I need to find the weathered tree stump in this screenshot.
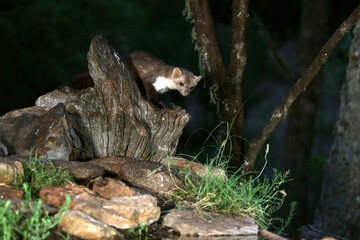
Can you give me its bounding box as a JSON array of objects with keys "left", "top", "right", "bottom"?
[{"left": 35, "top": 35, "right": 190, "bottom": 161}]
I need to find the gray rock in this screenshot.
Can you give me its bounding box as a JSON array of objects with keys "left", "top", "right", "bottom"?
[
  {"left": 0, "top": 185, "right": 24, "bottom": 199},
  {"left": 92, "top": 177, "right": 139, "bottom": 199},
  {"left": 39, "top": 184, "right": 98, "bottom": 208},
  {"left": 58, "top": 210, "right": 123, "bottom": 240},
  {"left": 6, "top": 199, "right": 58, "bottom": 215},
  {"left": 43, "top": 159, "right": 106, "bottom": 180},
  {"left": 0, "top": 105, "right": 81, "bottom": 160},
  {"left": 110, "top": 195, "right": 161, "bottom": 226},
  {"left": 87, "top": 157, "right": 131, "bottom": 176},
  {"left": 163, "top": 210, "right": 258, "bottom": 236},
  {"left": 35, "top": 88, "right": 84, "bottom": 108},
  {"left": 0, "top": 140, "right": 8, "bottom": 157},
  {"left": 161, "top": 157, "right": 227, "bottom": 179},
  {"left": 0, "top": 159, "right": 23, "bottom": 185},
  {"left": 89, "top": 156, "right": 183, "bottom": 197},
  {"left": 2, "top": 155, "right": 105, "bottom": 182},
  {"left": 70, "top": 194, "right": 160, "bottom": 229},
  {"left": 163, "top": 236, "right": 257, "bottom": 240},
  {"left": 120, "top": 158, "right": 183, "bottom": 196}
]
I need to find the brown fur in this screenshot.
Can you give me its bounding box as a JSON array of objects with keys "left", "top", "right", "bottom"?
[{"left": 64, "top": 51, "right": 201, "bottom": 103}]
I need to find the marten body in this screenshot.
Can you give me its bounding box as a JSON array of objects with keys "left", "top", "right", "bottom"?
[{"left": 64, "top": 51, "right": 201, "bottom": 104}]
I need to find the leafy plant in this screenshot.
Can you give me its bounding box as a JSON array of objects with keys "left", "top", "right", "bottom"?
[
  {"left": 275, "top": 201, "right": 297, "bottom": 234},
  {"left": 126, "top": 222, "right": 149, "bottom": 240},
  {"left": 0, "top": 200, "right": 23, "bottom": 240},
  {"left": 0, "top": 150, "right": 73, "bottom": 239},
  {"left": 0, "top": 184, "right": 71, "bottom": 240}
]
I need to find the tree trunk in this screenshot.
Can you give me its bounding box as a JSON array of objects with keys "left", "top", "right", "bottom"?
[
  {"left": 185, "top": 0, "right": 248, "bottom": 170},
  {"left": 244, "top": 5, "right": 360, "bottom": 172},
  {"left": 185, "top": 0, "right": 360, "bottom": 174},
  {"left": 36, "top": 35, "right": 190, "bottom": 161},
  {"left": 313, "top": 21, "right": 360, "bottom": 239},
  {"left": 283, "top": 0, "right": 329, "bottom": 225}
]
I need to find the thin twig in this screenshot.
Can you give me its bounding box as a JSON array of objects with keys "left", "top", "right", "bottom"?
[{"left": 259, "top": 229, "right": 288, "bottom": 240}]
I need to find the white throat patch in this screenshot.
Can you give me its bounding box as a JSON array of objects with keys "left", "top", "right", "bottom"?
[{"left": 153, "top": 76, "right": 177, "bottom": 93}]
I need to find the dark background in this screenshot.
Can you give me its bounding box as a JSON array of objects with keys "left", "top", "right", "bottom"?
[{"left": 0, "top": 0, "right": 358, "bottom": 232}]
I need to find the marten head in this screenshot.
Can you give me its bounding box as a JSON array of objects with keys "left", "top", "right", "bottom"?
[{"left": 171, "top": 67, "right": 202, "bottom": 96}]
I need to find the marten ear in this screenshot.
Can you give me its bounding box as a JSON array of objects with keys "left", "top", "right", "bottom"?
[
  {"left": 194, "top": 75, "right": 202, "bottom": 83},
  {"left": 172, "top": 67, "right": 182, "bottom": 78}
]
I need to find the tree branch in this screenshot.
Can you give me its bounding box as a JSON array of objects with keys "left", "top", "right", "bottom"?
[
  {"left": 244, "top": 4, "right": 360, "bottom": 170},
  {"left": 259, "top": 229, "right": 288, "bottom": 240},
  {"left": 228, "top": 0, "right": 249, "bottom": 81},
  {"left": 185, "top": 0, "right": 226, "bottom": 79}
]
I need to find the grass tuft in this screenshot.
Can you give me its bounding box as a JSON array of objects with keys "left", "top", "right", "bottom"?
[
  {"left": 0, "top": 185, "right": 71, "bottom": 240},
  {"left": 0, "top": 149, "right": 73, "bottom": 239},
  {"left": 18, "top": 149, "right": 74, "bottom": 198},
  {"left": 170, "top": 122, "right": 296, "bottom": 232},
  {"left": 171, "top": 164, "right": 293, "bottom": 230}
]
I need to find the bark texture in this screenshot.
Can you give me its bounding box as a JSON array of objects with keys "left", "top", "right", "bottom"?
[
  {"left": 185, "top": 0, "right": 248, "bottom": 170},
  {"left": 313, "top": 21, "right": 360, "bottom": 239},
  {"left": 283, "top": 0, "right": 329, "bottom": 225},
  {"left": 36, "top": 35, "right": 189, "bottom": 161},
  {"left": 185, "top": 1, "right": 360, "bottom": 173}
]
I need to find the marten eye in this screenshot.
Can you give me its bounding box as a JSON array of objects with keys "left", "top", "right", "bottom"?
[
  {"left": 190, "top": 86, "right": 194, "bottom": 90},
  {"left": 179, "top": 82, "right": 184, "bottom": 86}
]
